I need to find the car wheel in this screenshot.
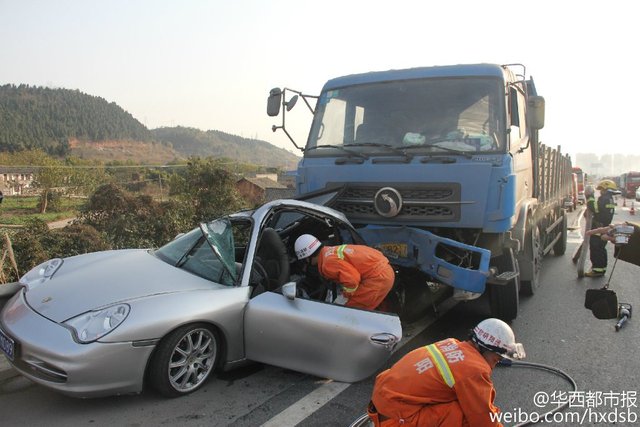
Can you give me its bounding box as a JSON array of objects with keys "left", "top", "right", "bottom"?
[{"left": 149, "top": 323, "right": 220, "bottom": 397}]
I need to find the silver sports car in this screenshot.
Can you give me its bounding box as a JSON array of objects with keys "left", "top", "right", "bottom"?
[{"left": 0, "top": 199, "right": 401, "bottom": 398}]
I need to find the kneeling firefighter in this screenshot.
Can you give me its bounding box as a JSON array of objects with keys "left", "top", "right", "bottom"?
[
  {"left": 294, "top": 234, "right": 394, "bottom": 311},
  {"left": 368, "top": 318, "right": 526, "bottom": 427}
]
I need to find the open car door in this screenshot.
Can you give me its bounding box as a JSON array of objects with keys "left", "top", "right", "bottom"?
[{"left": 244, "top": 283, "right": 402, "bottom": 382}]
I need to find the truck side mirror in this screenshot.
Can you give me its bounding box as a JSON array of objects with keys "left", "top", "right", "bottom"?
[
  {"left": 267, "top": 88, "right": 283, "bottom": 117},
  {"left": 286, "top": 95, "right": 298, "bottom": 111},
  {"left": 528, "top": 95, "right": 545, "bottom": 130}
]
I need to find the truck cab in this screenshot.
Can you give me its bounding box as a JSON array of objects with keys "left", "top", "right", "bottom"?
[{"left": 268, "top": 64, "right": 569, "bottom": 321}]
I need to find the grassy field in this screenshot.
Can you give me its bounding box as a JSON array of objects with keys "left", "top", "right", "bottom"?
[{"left": 0, "top": 195, "right": 84, "bottom": 226}]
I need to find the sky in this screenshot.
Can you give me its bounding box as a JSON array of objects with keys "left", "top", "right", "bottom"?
[{"left": 1, "top": 0, "right": 638, "bottom": 163}]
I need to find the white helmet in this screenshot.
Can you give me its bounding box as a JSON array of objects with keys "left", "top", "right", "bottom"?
[
  {"left": 471, "top": 318, "right": 526, "bottom": 360},
  {"left": 295, "top": 234, "right": 321, "bottom": 260}
]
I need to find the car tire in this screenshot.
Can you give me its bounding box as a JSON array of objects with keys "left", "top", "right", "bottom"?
[{"left": 149, "top": 323, "right": 220, "bottom": 397}]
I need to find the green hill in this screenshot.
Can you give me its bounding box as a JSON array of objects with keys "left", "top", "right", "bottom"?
[
  {"left": 0, "top": 84, "right": 151, "bottom": 155},
  {"left": 0, "top": 84, "right": 300, "bottom": 168},
  {"left": 152, "top": 127, "right": 300, "bottom": 169}
]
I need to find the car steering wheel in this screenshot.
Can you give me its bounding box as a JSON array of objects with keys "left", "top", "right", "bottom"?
[{"left": 250, "top": 259, "right": 270, "bottom": 292}]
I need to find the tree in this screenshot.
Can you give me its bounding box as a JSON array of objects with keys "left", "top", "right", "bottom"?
[
  {"left": 78, "top": 183, "right": 192, "bottom": 249},
  {"left": 169, "top": 157, "right": 248, "bottom": 223},
  {"left": 1, "top": 150, "right": 108, "bottom": 212},
  {"left": 8, "top": 150, "right": 68, "bottom": 213}
]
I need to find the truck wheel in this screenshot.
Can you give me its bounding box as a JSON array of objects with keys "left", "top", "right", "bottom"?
[
  {"left": 390, "top": 269, "right": 449, "bottom": 323},
  {"left": 489, "top": 249, "right": 519, "bottom": 321},
  {"left": 520, "top": 221, "right": 541, "bottom": 296},
  {"left": 553, "top": 213, "right": 568, "bottom": 256},
  {"left": 384, "top": 274, "right": 425, "bottom": 323}
]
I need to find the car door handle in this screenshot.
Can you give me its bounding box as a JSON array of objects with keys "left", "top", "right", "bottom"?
[{"left": 370, "top": 333, "right": 399, "bottom": 349}]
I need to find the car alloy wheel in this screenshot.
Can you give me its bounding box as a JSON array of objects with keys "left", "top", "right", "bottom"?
[{"left": 149, "top": 323, "right": 219, "bottom": 397}]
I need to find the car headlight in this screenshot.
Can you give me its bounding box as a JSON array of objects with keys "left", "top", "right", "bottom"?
[
  {"left": 64, "top": 304, "right": 130, "bottom": 343},
  {"left": 20, "top": 258, "right": 64, "bottom": 289}
]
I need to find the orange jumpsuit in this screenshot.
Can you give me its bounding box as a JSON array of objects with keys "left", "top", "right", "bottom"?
[
  {"left": 317, "top": 244, "right": 394, "bottom": 310},
  {"left": 370, "top": 339, "right": 503, "bottom": 427}
]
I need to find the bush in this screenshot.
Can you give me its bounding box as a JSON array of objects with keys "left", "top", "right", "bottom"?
[
  {"left": 4, "top": 219, "right": 110, "bottom": 282},
  {"left": 44, "top": 190, "right": 64, "bottom": 212},
  {"left": 78, "top": 183, "right": 192, "bottom": 249},
  {"left": 47, "top": 224, "right": 111, "bottom": 257}
]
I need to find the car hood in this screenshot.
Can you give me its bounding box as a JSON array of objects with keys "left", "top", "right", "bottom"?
[{"left": 24, "top": 249, "right": 216, "bottom": 322}]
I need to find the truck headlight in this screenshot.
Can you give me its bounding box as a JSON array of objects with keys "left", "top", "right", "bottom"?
[{"left": 64, "top": 304, "right": 130, "bottom": 343}]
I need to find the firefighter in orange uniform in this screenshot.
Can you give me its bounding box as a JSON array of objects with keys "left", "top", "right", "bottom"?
[
  {"left": 294, "top": 234, "right": 394, "bottom": 310},
  {"left": 368, "top": 318, "right": 526, "bottom": 427}
]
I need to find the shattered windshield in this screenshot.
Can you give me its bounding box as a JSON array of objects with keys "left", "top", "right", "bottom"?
[
  {"left": 306, "top": 77, "right": 504, "bottom": 156},
  {"left": 153, "top": 218, "right": 238, "bottom": 285},
  {"left": 199, "top": 219, "right": 238, "bottom": 284}
]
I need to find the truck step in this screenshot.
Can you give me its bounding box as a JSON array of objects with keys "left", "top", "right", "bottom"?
[
  {"left": 495, "top": 271, "right": 518, "bottom": 281},
  {"left": 487, "top": 270, "right": 519, "bottom": 285}
]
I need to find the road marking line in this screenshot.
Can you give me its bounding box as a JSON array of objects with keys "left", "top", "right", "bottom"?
[
  {"left": 261, "top": 380, "right": 350, "bottom": 427},
  {"left": 261, "top": 297, "right": 459, "bottom": 427}
]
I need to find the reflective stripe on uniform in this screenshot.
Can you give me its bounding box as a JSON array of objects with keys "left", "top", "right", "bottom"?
[
  {"left": 336, "top": 245, "right": 358, "bottom": 293},
  {"left": 336, "top": 244, "right": 347, "bottom": 259},
  {"left": 426, "top": 344, "right": 455, "bottom": 388},
  {"left": 342, "top": 285, "right": 358, "bottom": 293}
]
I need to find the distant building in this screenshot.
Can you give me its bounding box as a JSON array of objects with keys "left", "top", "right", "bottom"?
[
  {"left": 236, "top": 176, "right": 295, "bottom": 205},
  {"left": 0, "top": 168, "right": 35, "bottom": 195},
  {"left": 278, "top": 170, "right": 297, "bottom": 189}
]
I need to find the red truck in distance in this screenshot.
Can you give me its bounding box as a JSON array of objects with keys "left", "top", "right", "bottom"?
[
  {"left": 572, "top": 167, "right": 587, "bottom": 204},
  {"left": 619, "top": 172, "right": 640, "bottom": 198}
]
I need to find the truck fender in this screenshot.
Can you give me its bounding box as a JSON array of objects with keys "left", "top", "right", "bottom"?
[{"left": 512, "top": 198, "right": 538, "bottom": 252}]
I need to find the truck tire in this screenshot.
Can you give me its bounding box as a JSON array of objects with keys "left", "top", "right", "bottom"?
[
  {"left": 489, "top": 248, "right": 519, "bottom": 321},
  {"left": 520, "top": 219, "right": 541, "bottom": 296},
  {"left": 389, "top": 269, "right": 443, "bottom": 323},
  {"left": 553, "top": 213, "right": 568, "bottom": 256}
]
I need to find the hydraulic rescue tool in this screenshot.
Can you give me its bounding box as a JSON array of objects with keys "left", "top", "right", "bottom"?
[{"left": 584, "top": 223, "right": 636, "bottom": 331}]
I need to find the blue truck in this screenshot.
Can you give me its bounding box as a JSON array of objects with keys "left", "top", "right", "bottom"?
[{"left": 267, "top": 63, "right": 572, "bottom": 321}]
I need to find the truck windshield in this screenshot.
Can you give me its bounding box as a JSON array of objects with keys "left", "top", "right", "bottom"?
[{"left": 306, "top": 77, "right": 504, "bottom": 156}]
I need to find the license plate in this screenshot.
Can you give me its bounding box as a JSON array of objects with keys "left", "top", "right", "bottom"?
[
  {"left": 0, "top": 328, "right": 15, "bottom": 361},
  {"left": 377, "top": 243, "right": 408, "bottom": 258}
]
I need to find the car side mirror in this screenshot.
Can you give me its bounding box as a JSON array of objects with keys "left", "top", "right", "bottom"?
[{"left": 282, "top": 281, "right": 297, "bottom": 300}]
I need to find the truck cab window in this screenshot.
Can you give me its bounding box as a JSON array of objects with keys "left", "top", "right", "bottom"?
[{"left": 307, "top": 77, "right": 504, "bottom": 156}]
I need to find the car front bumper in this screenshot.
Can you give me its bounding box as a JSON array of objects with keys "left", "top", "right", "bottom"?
[{"left": 0, "top": 291, "right": 155, "bottom": 398}]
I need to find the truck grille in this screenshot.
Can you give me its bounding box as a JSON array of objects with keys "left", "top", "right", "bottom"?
[{"left": 332, "top": 183, "right": 461, "bottom": 222}]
